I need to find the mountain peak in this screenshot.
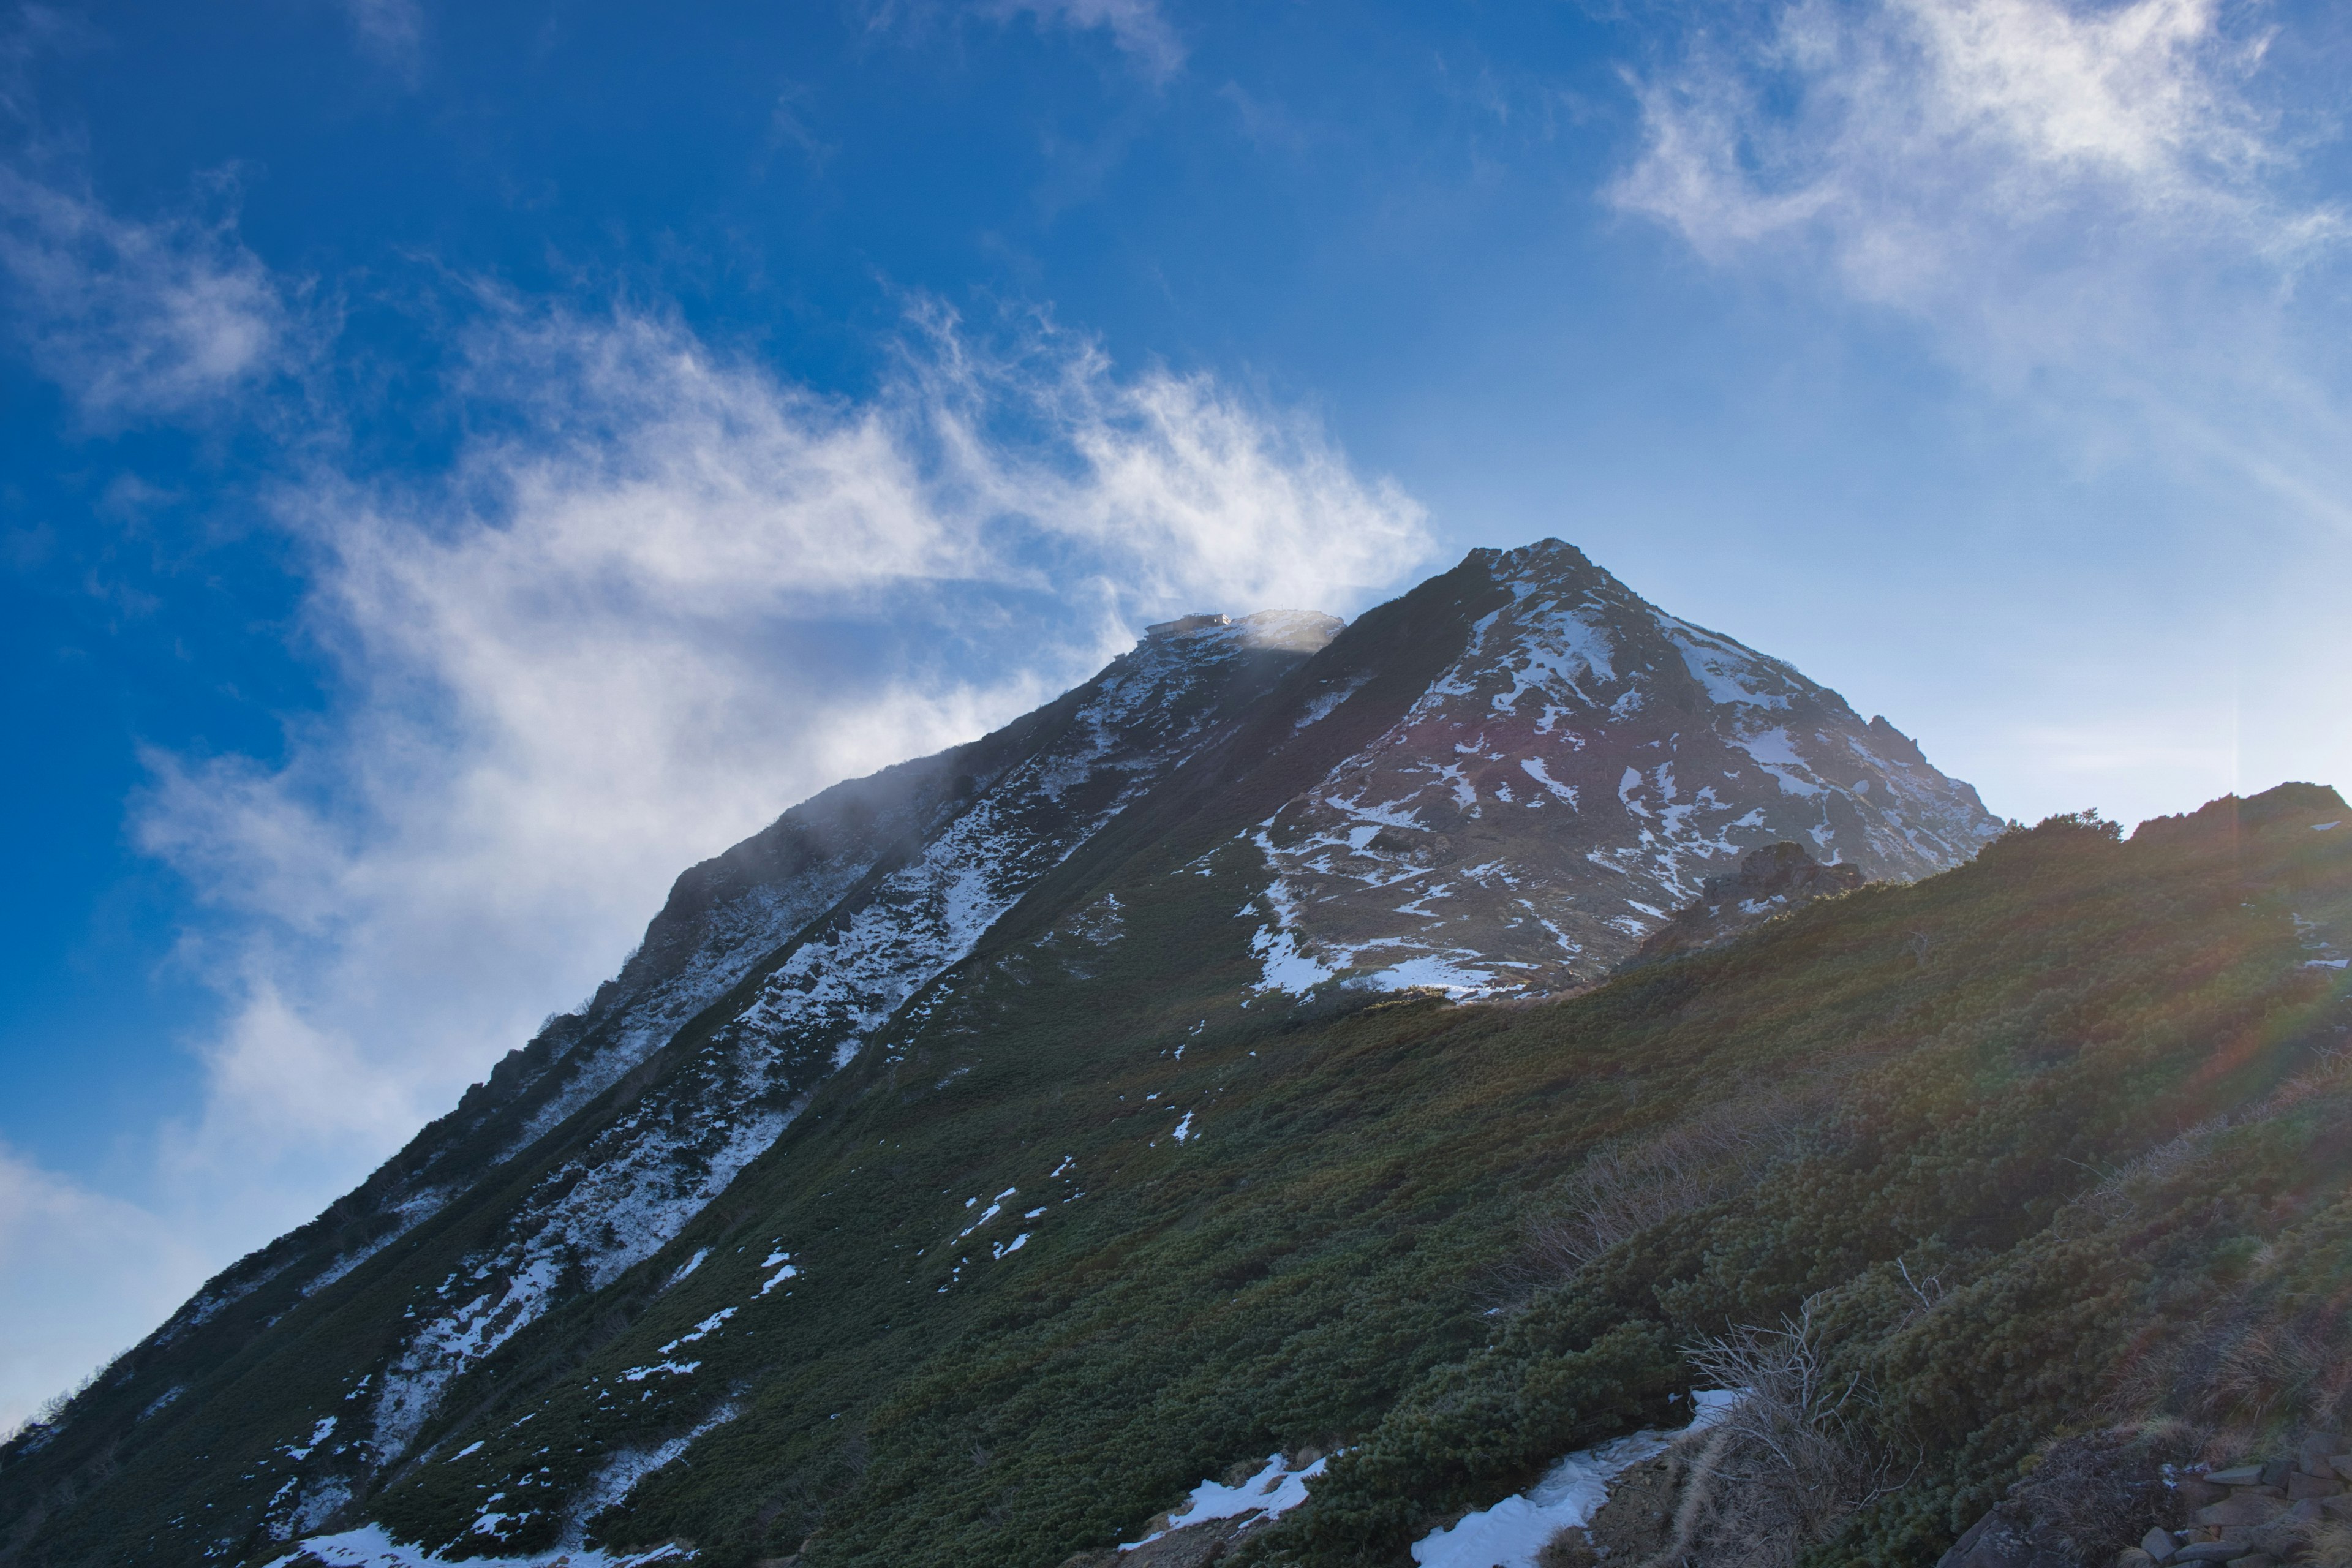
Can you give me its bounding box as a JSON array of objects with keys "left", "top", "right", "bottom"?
[
  {"left": 1242, "top": 537, "right": 1999, "bottom": 995},
  {"left": 1469, "top": 535, "right": 1596, "bottom": 580},
  {"left": 2, "top": 540, "right": 2006, "bottom": 1567}
]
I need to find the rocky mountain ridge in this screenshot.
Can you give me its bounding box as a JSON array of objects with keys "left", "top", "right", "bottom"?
[{"left": 0, "top": 540, "right": 2013, "bottom": 1568}]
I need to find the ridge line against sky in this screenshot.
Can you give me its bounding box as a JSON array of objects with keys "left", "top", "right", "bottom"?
[{"left": 2, "top": 0, "right": 2349, "bottom": 1434}]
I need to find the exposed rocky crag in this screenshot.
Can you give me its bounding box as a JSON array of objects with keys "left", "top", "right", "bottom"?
[
  {"left": 1246, "top": 541, "right": 1998, "bottom": 996},
  {"left": 1626, "top": 840, "right": 1868, "bottom": 967}
]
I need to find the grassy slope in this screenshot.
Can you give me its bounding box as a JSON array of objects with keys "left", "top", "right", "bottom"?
[
  {"left": 371, "top": 785, "right": 2350, "bottom": 1568},
  {"left": 10, "top": 764, "right": 2346, "bottom": 1567}
]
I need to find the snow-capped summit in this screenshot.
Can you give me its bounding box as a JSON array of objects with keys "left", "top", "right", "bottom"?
[{"left": 1240, "top": 540, "right": 2000, "bottom": 995}]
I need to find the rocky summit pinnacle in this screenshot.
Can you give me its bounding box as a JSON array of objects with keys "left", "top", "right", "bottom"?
[
  {"left": 0, "top": 540, "right": 2005, "bottom": 1568},
  {"left": 1240, "top": 539, "right": 1999, "bottom": 995}
]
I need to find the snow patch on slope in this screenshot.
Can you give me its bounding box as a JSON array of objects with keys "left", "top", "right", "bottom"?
[
  {"left": 1411, "top": 1390, "right": 1741, "bottom": 1568},
  {"left": 1251, "top": 924, "right": 1340, "bottom": 995},
  {"left": 268, "top": 1525, "right": 688, "bottom": 1567},
  {"left": 1733, "top": 728, "right": 1823, "bottom": 797},
  {"left": 561, "top": 1403, "right": 742, "bottom": 1543},
  {"left": 1653, "top": 614, "right": 1795, "bottom": 710},
  {"left": 1121, "top": 1453, "right": 1330, "bottom": 1550},
  {"left": 369, "top": 1085, "right": 802, "bottom": 1460},
  {"left": 363, "top": 624, "right": 1293, "bottom": 1466}
]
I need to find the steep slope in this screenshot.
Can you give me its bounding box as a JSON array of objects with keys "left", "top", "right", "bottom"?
[
  {"left": 0, "top": 609, "right": 1338, "bottom": 1564},
  {"left": 134, "top": 737, "right": 1011, "bottom": 1368},
  {"left": 0, "top": 541, "right": 2007, "bottom": 1568}
]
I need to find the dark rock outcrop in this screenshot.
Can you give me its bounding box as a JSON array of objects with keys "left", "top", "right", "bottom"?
[
  {"left": 1626, "top": 840, "right": 1866, "bottom": 967},
  {"left": 1930, "top": 1426, "right": 2352, "bottom": 1568}
]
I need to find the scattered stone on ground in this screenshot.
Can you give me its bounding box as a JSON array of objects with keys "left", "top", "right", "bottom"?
[{"left": 1937, "top": 1426, "right": 2351, "bottom": 1568}]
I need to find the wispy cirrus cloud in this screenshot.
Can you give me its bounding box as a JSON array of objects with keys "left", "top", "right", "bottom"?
[
  {"left": 134, "top": 288, "right": 1426, "bottom": 1279},
  {"left": 992, "top": 0, "right": 1185, "bottom": 78},
  {"left": 0, "top": 245, "right": 1427, "bottom": 1427},
  {"left": 1610, "top": 0, "right": 2349, "bottom": 492},
  {"left": 338, "top": 0, "right": 426, "bottom": 78},
  {"left": 1612, "top": 0, "right": 2338, "bottom": 283},
  {"left": 1616, "top": 0, "right": 2308, "bottom": 255},
  {"left": 864, "top": 0, "right": 1184, "bottom": 80},
  {"left": 0, "top": 162, "right": 311, "bottom": 426},
  {"left": 1606, "top": 0, "right": 2352, "bottom": 821}
]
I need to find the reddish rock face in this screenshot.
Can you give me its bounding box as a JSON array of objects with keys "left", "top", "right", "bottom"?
[{"left": 1250, "top": 540, "right": 2001, "bottom": 995}]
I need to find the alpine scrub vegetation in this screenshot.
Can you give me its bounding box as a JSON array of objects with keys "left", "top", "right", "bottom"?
[
  {"left": 1, "top": 541, "right": 2343, "bottom": 1568},
  {"left": 1257, "top": 790, "right": 2352, "bottom": 1568}
]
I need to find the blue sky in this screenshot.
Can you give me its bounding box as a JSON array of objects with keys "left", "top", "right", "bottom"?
[{"left": 3, "top": 0, "right": 2349, "bottom": 1431}]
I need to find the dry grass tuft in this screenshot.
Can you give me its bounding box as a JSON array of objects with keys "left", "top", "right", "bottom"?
[{"left": 1610, "top": 1303, "right": 1905, "bottom": 1568}]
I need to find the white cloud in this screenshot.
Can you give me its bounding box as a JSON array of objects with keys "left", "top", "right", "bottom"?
[
  {"left": 341, "top": 0, "right": 425, "bottom": 74},
  {"left": 0, "top": 1144, "right": 213, "bottom": 1442},
  {"left": 128, "top": 295, "right": 1428, "bottom": 1237},
  {"left": 1608, "top": 0, "right": 2348, "bottom": 420},
  {"left": 1612, "top": 0, "right": 2326, "bottom": 283},
  {"left": 989, "top": 0, "right": 1185, "bottom": 79},
  {"left": 0, "top": 132, "right": 1425, "bottom": 1414},
  {"left": 1606, "top": 0, "right": 2352, "bottom": 816},
  {"left": 0, "top": 164, "right": 306, "bottom": 424}
]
